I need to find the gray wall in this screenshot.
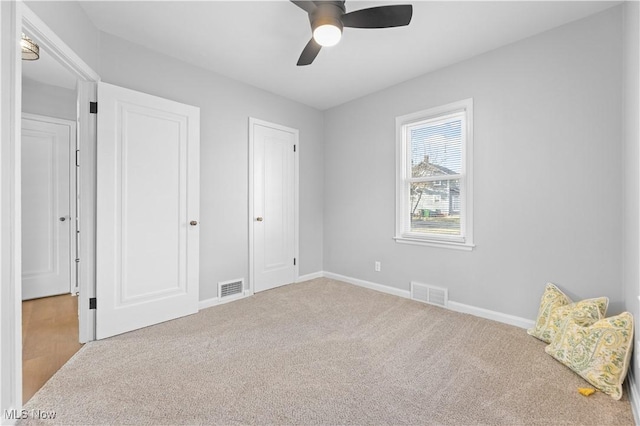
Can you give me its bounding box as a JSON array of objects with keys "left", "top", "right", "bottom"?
[
  {"left": 99, "top": 33, "right": 324, "bottom": 301},
  {"left": 622, "top": 0, "right": 640, "bottom": 398},
  {"left": 22, "top": 77, "right": 76, "bottom": 120},
  {"left": 323, "top": 7, "right": 624, "bottom": 320}
]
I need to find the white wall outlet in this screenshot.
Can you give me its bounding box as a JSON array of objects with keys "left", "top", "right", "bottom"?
[{"left": 374, "top": 261, "right": 381, "bottom": 272}]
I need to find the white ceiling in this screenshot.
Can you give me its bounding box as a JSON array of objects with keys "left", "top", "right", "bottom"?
[{"left": 32, "top": 1, "right": 622, "bottom": 110}]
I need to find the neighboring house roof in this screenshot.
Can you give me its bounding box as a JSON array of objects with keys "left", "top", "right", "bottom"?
[{"left": 412, "top": 155, "right": 458, "bottom": 177}]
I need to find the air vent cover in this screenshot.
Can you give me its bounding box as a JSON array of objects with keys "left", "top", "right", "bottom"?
[
  {"left": 411, "top": 281, "right": 448, "bottom": 307},
  {"left": 218, "top": 279, "right": 243, "bottom": 298}
]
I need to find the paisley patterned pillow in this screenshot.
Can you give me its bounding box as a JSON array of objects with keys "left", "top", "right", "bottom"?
[
  {"left": 527, "top": 284, "right": 608, "bottom": 343},
  {"left": 543, "top": 298, "right": 608, "bottom": 343},
  {"left": 545, "top": 312, "right": 634, "bottom": 400},
  {"left": 528, "top": 284, "right": 571, "bottom": 341}
]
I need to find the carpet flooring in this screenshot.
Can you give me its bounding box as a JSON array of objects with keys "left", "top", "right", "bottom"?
[{"left": 20, "top": 278, "right": 634, "bottom": 425}]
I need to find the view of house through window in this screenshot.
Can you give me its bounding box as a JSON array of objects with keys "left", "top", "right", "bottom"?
[
  {"left": 409, "top": 113, "right": 463, "bottom": 236},
  {"left": 395, "top": 98, "right": 473, "bottom": 249}
]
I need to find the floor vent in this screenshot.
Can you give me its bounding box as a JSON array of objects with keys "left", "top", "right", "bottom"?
[
  {"left": 411, "top": 282, "right": 448, "bottom": 308},
  {"left": 218, "top": 279, "right": 244, "bottom": 299}
]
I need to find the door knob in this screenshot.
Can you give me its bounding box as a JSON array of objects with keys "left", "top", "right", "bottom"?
[
  {"left": 190, "top": 220, "right": 198, "bottom": 226},
  {"left": 256, "top": 217, "right": 263, "bottom": 222},
  {"left": 59, "top": 216, "right": 67, "bottom": 222}
]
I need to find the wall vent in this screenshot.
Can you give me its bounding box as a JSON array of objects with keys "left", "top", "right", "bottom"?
[
  {"left": 218, "top": 279, "right": 244, "bottom": 299},
  {"left": 411, "top": 281, "right": 448, "bottom": 308}
]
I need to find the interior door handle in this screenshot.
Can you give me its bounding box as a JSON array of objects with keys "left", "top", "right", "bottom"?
[
  {"left": 59, "top": 216, "right": 67, "bottom": 222},
  {"left": 256, "top": 217, "right": 263, "bottom": 222},
  {"left": 190, "top": 220, "right": 198, "bottom": 226}
]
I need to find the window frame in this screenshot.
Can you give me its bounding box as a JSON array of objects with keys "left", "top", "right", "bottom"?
[{"left": 394, "top": 98, "right": 474, "bottom": 250}]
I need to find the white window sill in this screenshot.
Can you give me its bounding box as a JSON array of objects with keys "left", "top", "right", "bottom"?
[{"left": 393, "top": 236, "right": 475, "bottom": 251}]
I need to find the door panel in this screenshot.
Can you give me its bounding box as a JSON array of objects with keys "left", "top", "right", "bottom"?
[
  {"left": 21, "top": 116, "right": 73, "bottom": 300},
  {"left": 96, "top": 82, "right": 199, "bottom": 339},
  {"left": 252, "top": 119, "right": 297, "bottom": 293},
  {"left": 121, "top": 107, "right": 182, "bottom": 301},
  {"left": 264, "top": 138, "right": 289, "bottom": 269}
]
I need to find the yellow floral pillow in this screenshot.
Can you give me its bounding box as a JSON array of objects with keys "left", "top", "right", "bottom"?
[
  {"left": 527, "top": 284, "right": 608, "bottom": 343},
  {"left": 545, "top": 312, "right": 634, "bottom": 400}
]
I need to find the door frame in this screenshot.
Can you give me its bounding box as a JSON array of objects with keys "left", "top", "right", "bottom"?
[
  {"left": 21, "top": 113, "right": 78, "bottom": 296},
  {"left": 1, "top": 1, "right": 100, "bottom": 414},
  {"left": 248, "top": 117, "right": 299, "bottom": 294}
]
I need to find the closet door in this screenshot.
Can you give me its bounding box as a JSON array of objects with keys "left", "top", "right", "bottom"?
[{"left": 21, "top": 115, "right": 74, "bottom": 300}]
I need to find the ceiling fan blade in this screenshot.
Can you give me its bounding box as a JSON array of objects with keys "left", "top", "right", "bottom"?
[
  {"left": 342, "top": 5, "right": 413, "bottom": 29},
  {"left": 290, "top": 0, "right": 316, "bottom": 14},
  {"left": 297, "top": 38, "right": 322, "bottom": 66}
]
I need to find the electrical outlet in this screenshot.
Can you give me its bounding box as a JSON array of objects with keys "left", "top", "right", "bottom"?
[{"left": 374, "top": 261, "right": 381, "bottom": 272}]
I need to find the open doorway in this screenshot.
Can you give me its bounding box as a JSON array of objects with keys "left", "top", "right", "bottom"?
[
  {"left": 20, "top": 30, "right": 82, "bottom": 403},
  {"left": 1, "top": 2, "right": 99, "bottom": 412}
]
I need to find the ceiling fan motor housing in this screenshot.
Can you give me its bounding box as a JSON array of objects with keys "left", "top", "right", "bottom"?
[
  {"left": 310, "top": 1, "right": 345, "bottom": 33},
  {"left": 293, "top": 0, "right": 413, "bottom": 65}
]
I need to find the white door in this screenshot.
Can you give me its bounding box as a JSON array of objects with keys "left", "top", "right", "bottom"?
[
  {"left": 96, "top": 82, "right": 200, "bottom": 339},
  {"left": 21, "top": 115, "right": 74, "bottom": 300},
  {"left": 250, "top": 118, "right": 298, "bottom": 293}
]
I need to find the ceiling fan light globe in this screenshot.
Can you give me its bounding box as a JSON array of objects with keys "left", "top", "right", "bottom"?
[{"left": 313, "top": 24, "right": 342, "bottom": 47}]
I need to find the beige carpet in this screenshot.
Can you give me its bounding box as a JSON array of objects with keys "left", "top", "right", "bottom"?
[{"left": 21, "top": 278, "right": 634, "bottom": 425}]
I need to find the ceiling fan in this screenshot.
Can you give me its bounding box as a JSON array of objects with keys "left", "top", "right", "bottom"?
[{"left": 291, "top": 1, "right": 413, "bottom": 66}]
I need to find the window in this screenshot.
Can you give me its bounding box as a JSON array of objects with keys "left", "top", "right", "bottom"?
[{"left": 395, "top": 99, "right": 474, "bottom": 250}]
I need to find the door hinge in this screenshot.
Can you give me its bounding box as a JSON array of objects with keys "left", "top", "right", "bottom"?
[
  {"left": 293, "top": 258, "right": 296, "bottom": 266},
  {"left": 293, "top": 144, "right": 296, "bottom": 152},
  {"left": 75, "top": 258, "right": 80, "bottom": 263},
  {"left": 89, "top": 297, "right": 97, "bottom": 310},
  {"left": 75, "top": 150, "right": 80, "bottom": 167},
  {"left": 90, "top": 102, "right": 98, "bottom": 114}
]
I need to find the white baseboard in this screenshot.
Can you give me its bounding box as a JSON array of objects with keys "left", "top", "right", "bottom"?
[
  {"left": 627, "top": 370, "right": 640, "bottom": 425},
  {"left": 198, "top": 291, "right": 252, "bottom": 310},
  {"left": 323, "top": 271, "right": 411, "bottom": 299},
  {"left": 296, "top": 271, "right": 324, "bottom": 283},
  {"left": 447, "top": 301, "right": 535, "bottom": 329},
  {"left": 199, "top": 271, "right": 327, "bottom": 310},
  {"left": 323, "top": 271, "right": 534, "bottom": 330}
]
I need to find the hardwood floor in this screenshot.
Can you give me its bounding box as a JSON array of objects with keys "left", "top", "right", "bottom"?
[{"left": 22, "top": 294, "right": 83, "bottom": 403}]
